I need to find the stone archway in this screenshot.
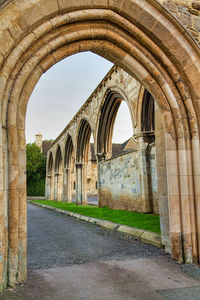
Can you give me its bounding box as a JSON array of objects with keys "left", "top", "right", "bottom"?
[
  {"left": 97, "top": 89, "right": 131, "bottom": 160},
  {"left": 54, "top": 144, "right": 63, "bottom": 201},
  {"left": 0, "top": 0, "right": 199, "bottom": 290},
  {"left": 76, "top": 118, "right": 93, "bottom": 205}
]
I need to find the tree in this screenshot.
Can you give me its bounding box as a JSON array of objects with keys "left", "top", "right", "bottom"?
[{"left": 26, "top": 143, "right": 46, "bottom": 196}]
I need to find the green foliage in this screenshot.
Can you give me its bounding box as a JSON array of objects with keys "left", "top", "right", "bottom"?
[
  {"left": 26, "top": 143, "right": 46, "bottom": 196},
  {"left": 30, "top": 200, "right": 160, "bottom": 233}
]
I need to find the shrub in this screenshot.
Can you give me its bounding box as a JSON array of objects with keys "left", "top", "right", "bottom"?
[{"left": 26, "top": 143, "right": 46, "bottom": 196}]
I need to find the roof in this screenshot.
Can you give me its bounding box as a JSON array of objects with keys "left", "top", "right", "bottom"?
[
  {"left": 112, "top": 143, "right": 124, "bottom": 157},
  {"left": 122, "top": 137, "right": 137, "bottom": 151},
  {"left": 89, "top": 138, "right": 134, "bottom": 161},
  {"left": 42, "top": 140, "right": 52, "bottom": 155}
]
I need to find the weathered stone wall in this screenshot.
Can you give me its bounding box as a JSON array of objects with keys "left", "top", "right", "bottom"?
[
  {"left": 47, "top": 65, "right": 162, "bottom": 214},
  {"left": 150, "top": 145, "right": 159, "bottom": 214},
  {"left": 99, "top": 151, "right": 142, "bottom": 211},
  {"left": 46, "top": 66, "right": 141, "bottom": 204},
  {"left": 159, "top": 0, "right": 200, "bottom": 45},
  {"left": 0, "top": 0, "right": 199, "bottom": 45},
  {"left": 87, "top": 161, "right": 97, "bottom": 196},
  {"left": 99, "top": 146, "right": 159, "bottom": 214}
]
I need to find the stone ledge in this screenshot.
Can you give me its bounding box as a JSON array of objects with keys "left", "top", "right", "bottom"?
[
  {"left": 117, "top": 225, "right": 143, "bottom": 239},
  {"left": 140, "top": 231, "right": 162, "bottom": 248},
  {"left": 29, "top": 201, "right": 162, "bottom": 248}
]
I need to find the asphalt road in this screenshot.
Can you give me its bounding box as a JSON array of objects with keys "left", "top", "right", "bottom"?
[
  {"left": 27, "top": 203, "right": 161, "bottom": 269},
  {"left": 1, "top": 203, "right": 200, "bottom": 300}
]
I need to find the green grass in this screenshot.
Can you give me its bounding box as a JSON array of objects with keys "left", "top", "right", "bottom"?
[{"left": 30, "top": 200, "right": 161, "bottom": 234}]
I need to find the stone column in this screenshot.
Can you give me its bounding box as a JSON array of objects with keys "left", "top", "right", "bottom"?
[
  {"left": 57, "top": 173, "right": 63, "bottom": 201},
  {"left": 75, "top": 163, "right": 87, "bottom": 205},
  {"left": 76, "top": 163, "right": 82, "bottom": 205},
  {"left": 64, "top": 168, "right": 72, "bottom": 203},
  {"left": 45, "top": 175, "right": 51, "bottom": 199},
  {"left": 96, "top": 153, "right": 106, "bottom": 207},
  {"left": 155, "top": 104, "right": 170, "bottom": 252},
  {"left": 82, "top": 163, "right": 87, "bottom": 205},
  {"left": 50, "top": 174, "right": 54, "bottom": 200},
  {"left": 136, "top": 134, "right": 152, "bottom": 213},
  {"left": 54, "top": 173, "right": 58, "bottom": 200},
  {"left": 63, "top": 169, "right": 67, "bottom": 202}
]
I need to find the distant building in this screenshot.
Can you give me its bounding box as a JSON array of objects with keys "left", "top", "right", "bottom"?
[
  {"left": 111, "top": 137, "right": 137, "bottom": 158},
  {"left": 35, "top": 133, "right": 52, "bottom": 155}
]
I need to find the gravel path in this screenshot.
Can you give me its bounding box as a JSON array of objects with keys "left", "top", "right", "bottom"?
[
  {"left": 1, "top": 203, "right": 200, "bottom": 300},
  {"left": 28, "top": 202, "right": 162, "bottom": 269}
]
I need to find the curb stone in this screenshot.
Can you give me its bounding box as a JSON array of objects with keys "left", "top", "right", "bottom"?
[{"left": 29, "top": 201, "right": 163, "bottom": 248}]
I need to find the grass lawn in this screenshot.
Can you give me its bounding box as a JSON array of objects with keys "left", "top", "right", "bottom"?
[{"left": 30, "top": 200, "right": 161, "bottom": 234}]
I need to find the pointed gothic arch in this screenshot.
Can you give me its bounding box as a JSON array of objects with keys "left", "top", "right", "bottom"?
[
  {"left": 76, "top": 118, "right": 93, "bottom": 163},
  {"left": 54, "top": 144, "right": 63, "bottom": 201},
  {"left": 0, "top": 0, "right": 199, "bottom": 288},
  {"left": 97, "top": 89, "right": 133, "bottom": 160}
]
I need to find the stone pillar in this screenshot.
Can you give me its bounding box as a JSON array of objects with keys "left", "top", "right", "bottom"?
[
  {"left": 63, "top": 168, "right": 72, "bottom": 202},
  {"left": 17, "top": 129, "right": 27, "bottom": 284},
  {"left": 155, "top": 104, "right": 170, "bottom": 252},
  {"left": 82, "top": 163, "right": 87, "bottom": 205},
  {"left": 50, "top": 174, "right": 54, "bottom": 200},
  {"left": 96, "top": 153, "right": 106, "bottom": 207},
  {"left": 76, "top": 163, "right": 87, "bottom": 205},
  {"left": 54, "top": 173, "right": 58, "bottom": 200},
  {"left": 45, "top": 175, "right": 51, "bottom": 199},
  {"left": 136, "top": 134, "right": 152, "bottom": 213},
  {"left": 57, "top": 173, "right": 63, "bottom": 201},
  {"left": 76, "top": 163, "right": 82, "bottom": 205},
  {"left": 63, "top": 169, "right": 67, "bottom": 202}
]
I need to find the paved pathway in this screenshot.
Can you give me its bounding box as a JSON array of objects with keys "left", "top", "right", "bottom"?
[{"left": 1, "top": 203, "right": 200, "bottom": 299}]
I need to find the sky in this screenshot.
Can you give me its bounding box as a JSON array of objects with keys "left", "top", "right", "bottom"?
[{"left": 26, "top": 52, "right": 133, "bottom": 144}]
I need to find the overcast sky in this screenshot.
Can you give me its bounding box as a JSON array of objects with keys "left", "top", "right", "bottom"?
[{"left": 26, "top": 52, "right": 133, "bottom": 144}]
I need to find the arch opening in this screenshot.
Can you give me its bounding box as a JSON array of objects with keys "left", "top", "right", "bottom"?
[
  {"left": 97, "top": 90, "right": 125, "bottom": 160},
  {"left": 76, "top": 119, "right": 95, "bottom": 205},
  {"left": 54, "top": 145, "right": 63, "bottom": 201},
  {"left": 0, "top": 0, "right": 199, "bottom": 289}
]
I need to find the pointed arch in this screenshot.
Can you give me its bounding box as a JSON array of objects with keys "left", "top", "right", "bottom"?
[
  {"left": 55, "top": 144, "right": 63, "bottom": 173},
  {"left": 97, "top": 89, "right": 133, "bottom": 159},
  {"left": 141, "top": 89, "right": 155, "bottom": 133},
  {"left": 64, "top": 134, "right": 74, "bottom": 168},
  {"left": 47, "top": 151, "right": 54, "bottom": 176},
  {"left": 0, "top": 0, "right": 200, "bottom": 288},
  {"left": 76, "top": 118, "right": 93, "bottom": 163}
]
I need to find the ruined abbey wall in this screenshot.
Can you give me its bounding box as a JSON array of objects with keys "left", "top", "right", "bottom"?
[
  {"left": 99, "top": 145, "right": 159, "bottom": 214},
  {"left": 99, "top": 151, "right": 142, "bottom": 211},
  {"left": 46, "top": 66, "right": 162, "bottom": 216},
  {"left": 160, "top": 0, "right": 200, "bottom": 45}
]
